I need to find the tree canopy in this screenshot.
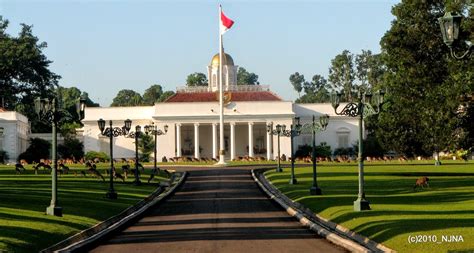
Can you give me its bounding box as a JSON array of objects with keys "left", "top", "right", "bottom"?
[
  {"left": 328, "top": 50, "right": 355, "bottom": 101},
  {"left": 157, "top": 90, "right": 175, "bottom": 102},
  {"left": 0, "top": 17, "right": 60, "bottom": 109},
  {"left": 111, "top": 89, "right": 143, "bottom": 107},
  {"left": 375, "top": 0, "right": 473, "bottom": 157},
  {"left": 289, "top": 72, "right": 304, "bottom": 97},
  {"left": 237, "top": 67, "right": 259, "bottom": 85},
  {"left": 111, "top": 85, "right": 175, "bottom": 106},
  {"left": 0, "top": 17, "right": 100, "bottom": 133},
  {"left": 142, "top": 84, "right": 163, "bottom": 105},
  {"left": 290, "top": 72, "right": 331, "bottom": 103},
  {"left": 186, "top": 72, "right": 208, "bottom": 86},
  {"left": 0, "top": 17, "right": 59, "bottom": 132}
]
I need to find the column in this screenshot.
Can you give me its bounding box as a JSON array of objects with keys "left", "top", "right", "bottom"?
[
  {"left": 212, "top": 123, "right": 217, "bottom": 159},
  {"left": 176, "top": 124, "right": 182, "bottom": 157},
  {"left": 266, "top": 123, "right": 272, "bottom": 160},
  {"left": 230, "top": 122, "right": 236, "bottom": 161},
  {"left": 248, "top": 122, "right": 254, "bottom": 157},
  {"left": 194, "top": 123, "right": 200, "bottom": 159}
]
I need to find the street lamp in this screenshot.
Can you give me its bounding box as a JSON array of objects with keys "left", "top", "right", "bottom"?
[
  {"left": 331, "top": 89, "right": 385, "bottom": 211},
  {"left": 34, "top": 96, "right": 86, "bottom": 216},
  {"left": 267, "top": 123, "right": 286, "bottom": 172},
  {"left": 98, "top": 118, "right": 132, "bottom": 199},
  {"left": 283, "top": 117, "right": 302, "bottom": 185},
  {"left": 126, "top": 125, "right": 143, "bottom": 185},
  {"left": 299, "top": 115, "right": 329, "bottom": 195},
  {"left": 144, "top": 122, "right": 168, "bottom": 173},
  {"left": 0, "top": 126, "right": 4, "bottom": 151},
  {"left": 439, "top": 8, "right": 472, "bottom": 59},
  {"left": 76, "top": 96, "right": 86, "bottom": 122}
]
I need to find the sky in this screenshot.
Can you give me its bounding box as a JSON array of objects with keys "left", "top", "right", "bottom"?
[{"left": 1, "top": 0, "right": 400, "bottom": 107}]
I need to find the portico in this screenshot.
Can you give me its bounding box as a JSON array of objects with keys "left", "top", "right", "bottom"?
[{"left": 173, "top": 121, "right": 271, "bottom": 160}]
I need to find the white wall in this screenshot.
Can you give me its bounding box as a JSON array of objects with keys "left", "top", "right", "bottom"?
[
  {"left": 79, "top": 102, "right": 359, "bottom": 161},
  {"left": 82, "top": 106, "right": 155, "bottom": 159},
  {"left": 293, "top": 103, "right": 359, "bottom": 153},
  {"left": 0, "top": 111, "right": 29, "bottom": 163}
]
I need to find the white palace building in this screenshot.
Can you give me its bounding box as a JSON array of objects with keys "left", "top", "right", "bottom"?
[
  {"left": 80, "top": 53, "right": 359, "bottom": 161},
  {"left": 0, "top": 53, "right": 359, "bottom": 163}
]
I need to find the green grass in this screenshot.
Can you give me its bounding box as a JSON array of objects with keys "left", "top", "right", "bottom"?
[
  {"left": 0, "top": 163, "right": 169, "bottom": 253},
  {"left": 264, "top": 161, "right": 474, "bottom": 253}
]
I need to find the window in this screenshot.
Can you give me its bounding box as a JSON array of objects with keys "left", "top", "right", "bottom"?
[
  {"left": 98, "top": 135, "right": 110, "bottom": 153},
  {"left": 336, "top": 127, "right": 350, "bottom": 148}
]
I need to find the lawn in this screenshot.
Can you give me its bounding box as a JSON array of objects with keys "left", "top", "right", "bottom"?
[
  {"left": 0, "top": 163, "right": 169, "bottom": 253},
  {"left": 264, "top": 160, "right": 474, "bottom": 253}
]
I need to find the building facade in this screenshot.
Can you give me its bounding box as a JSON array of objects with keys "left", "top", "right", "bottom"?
[
  {"left": 0, "top": 109, "right": 30, "bottom": 164},
  {"left": 80, "top": 53, "right": 359, "bottom": 161}
]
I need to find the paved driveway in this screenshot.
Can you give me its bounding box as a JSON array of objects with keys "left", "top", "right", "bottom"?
[{"left": 90, "top": 166, "right": 346, "bottom": 253}]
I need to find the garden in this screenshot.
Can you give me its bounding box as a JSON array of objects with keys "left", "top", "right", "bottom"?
[
  {"left": 265, "top": 160, "right": 474, "bottom": 253},
  {"left": 0, "top": 163, "right": 169, "bottom": 253}
]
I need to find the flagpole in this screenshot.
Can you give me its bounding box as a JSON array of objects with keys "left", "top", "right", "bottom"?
[{"left": 217, "top": 5, "right": 226, "bottom": 165}]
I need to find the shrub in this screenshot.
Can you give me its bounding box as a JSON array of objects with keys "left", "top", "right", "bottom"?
[
  {"left": 138, "top": 134, "right": 153, "bottom": 162},
  {"left": 84, "top": 151, "right": 109, "bottom": 162},
  {"left": 295, "top": 142, "right": 332, "bottom": 159},
  {"left": 58, "top": 138, "right": 84, "bottom": 160},
  {"left": 18, "top": 138, "right": 51, "bottom": 163},
  {"left": 333, "top": 147, "right": 355, "bottom": 157},
  {"left": 316, "top": 142, "right": 332, "bottom": 158},
  {"left": 295, "top": 145, "right": 312, "bottom": 158},
  {"left": 456, "top": 149, "right": 470, "bottom": 161},
  {"left": 0, "top": 150, "right": 9, "bottom": 164}
]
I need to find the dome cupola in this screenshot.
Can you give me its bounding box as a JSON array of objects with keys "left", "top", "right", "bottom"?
[{"left": 210, "top": 53, "right": 234, "bottom": 67}]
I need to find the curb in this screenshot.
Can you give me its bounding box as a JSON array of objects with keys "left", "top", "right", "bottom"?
[
  {"left": 252, "top": 168, "right": 396, "bottom": 253},
  {"left": 40, "top": 171, "right": 188, "bottom": 253}
]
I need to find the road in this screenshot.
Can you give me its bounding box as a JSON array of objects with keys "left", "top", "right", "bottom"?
[{"left": 90, "top": 166, "right": 346, "bottom": 253}]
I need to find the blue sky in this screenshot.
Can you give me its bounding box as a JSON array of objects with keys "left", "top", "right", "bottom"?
[{"left": 2, "top": 0, "right": 399, "bottom": 106}]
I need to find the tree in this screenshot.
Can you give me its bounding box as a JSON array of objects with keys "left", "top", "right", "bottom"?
[
  {"left": 237, "top": 67, "right": 259, "bottom": 85},
  {"left": 157, "top": 90, "right": 175, "bottom": 102},
  {"left": 375, "top": 0, "right": 467, "bottom": 157},
  {"left": 111, "top": 89, "right": 143, "bottom": 107},
  {"left": 57, "top": 86, "right": 99, "bottom": 124},
  {"left": 328, "top": 50, "right": 355, "bottom": 101},
  {"left": 355, "top": 50, "right": 385, "bottom": 90},
  {"left": 142, "top": 84, "right": 163, "bottom": 105},
  {"left": 186, "top": 73, "right": 208, "bottom": 86},
  {"left": 0, "top": 17, "right": 60, "bottom": 132},
  {"left": 446, "top": 2, "right": 474, "bottom": 152},
  {"left": 81, "top": 92, "right": 100, "bottom": 107},
  {"left": 18, "top": 138, "right": 51, "bottom": 163},
  {"left": 299, "top": 75, "right": 331, "bottom": 103},
  {"left": 138, "top": 134, "right": 154, "bottom": 162},
  {"left": 290, "top": 72, "right": 304, "bottom": 97},
  {"left": 57, "top": 138, "right": 84, "bottom": 161},
  {"left": 291, "top": 73, "right": 331, "bottom": 103}
]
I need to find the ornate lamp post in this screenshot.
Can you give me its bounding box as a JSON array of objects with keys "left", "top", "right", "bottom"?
[
  {"left": 126, "top": 125, "right": 143, "bottom": 185},
  {"left": 98, "top": 118, "right": 132, "bottom": 199},
  {"left": 267, "top": 123, "right": 285, "bottom": 172},
  {"left": 283, "top": 117, "right": 302, "bottom": 185},
  {"left": 331, "top": 89, "right": 384, "bottom": 211},
  {"left": 144, "top": 123, "right": 168, "bottom": 173},
  {"left": 439, "top": 9, "right": 472, "bottom": 59},
  {"left": 300, "top": 115, "right": 329, "bottom": 195},
  {"left": 35, "top": 96, "right": 86, "bottom": 216},
  {"left": 0, "top": 126, "right": 4, "bottom": 151}
]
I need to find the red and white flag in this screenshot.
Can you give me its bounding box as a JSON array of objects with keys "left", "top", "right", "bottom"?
[{"left": 220, "top": 9, "right": 234, "bottom": 35}]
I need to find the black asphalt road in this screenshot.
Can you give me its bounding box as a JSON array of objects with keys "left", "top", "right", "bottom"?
[{"left": 90, "top": 166, "right": 346, "bottom": 253}]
